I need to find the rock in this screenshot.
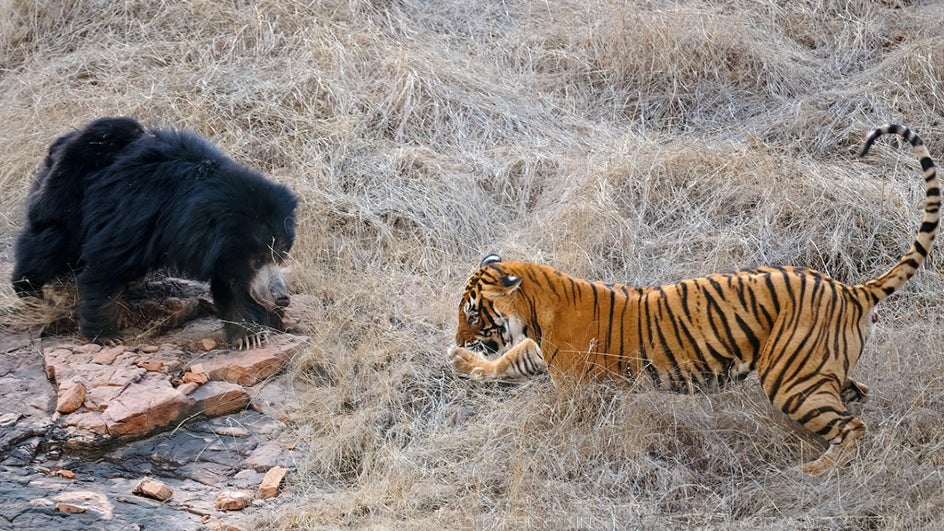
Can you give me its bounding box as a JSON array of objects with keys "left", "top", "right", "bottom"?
[
  {"left": 201, "top": 338, "right": 218, "bottom": 351},
  {"left": 200, "top": 335, "right": 306, "bottom": 386},
  {"left": 136, "top": 360, "right": 165, "bottom": 372},
  {"left": 231, "top": 469, "right": 265, "bottom": 489},
  {"left": 211, "top": 426, "right": 251, "bottom": 438},
  {"left": 205, "top": 520, "right": 245, "bottom": 531},
  {"left": 74, "top": 344, "right": 102, "bottom": 355},
  {"left": 190, "top": 381, "right": 250, "bottom": 417},
  {"left": 183, "top": 366, "right": 209, "bottom": 384},
  {"left": 54, "top": 491, "right": 114, "bottom": 519},
  {"left": 243, "top": 441, "right": 287, "bottom": 472},
  {"left": 55, "top": 502, "right": 86, "bottom": 513},
  {"left": 93, "top": 346, "right": 125, "bottom": 364},
  {"left": 55, "top": 381, "right": 86, "bottom": 414},
  {"left": 0, "top": 302, "right": 307, "bottom": 529},
  {"left": 216, "top": 491, "right": 252, "bottom": 511},
  {"left": 177, "top": 382, "right": 199, "bottom": 395},
  {"left": 101, "top": 378, "right": 190, "bottom": 438},
  {"left": 62, "top": 412, "right": 108, "bottom": 435},
  {"left": 258, "top": 466, "right": 288, "bottom": 499},
  {"left": 133, "top": 478, "right": 173, "bottom": 501},
  {"left": 0, "top": 412, "right": 20, "bottom": 427}
]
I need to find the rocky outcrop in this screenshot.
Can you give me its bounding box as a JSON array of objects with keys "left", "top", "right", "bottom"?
[
  {"left": 0, "top": 290, "right": 322, "bottom": 530},
  {"left": 44, "top": 334, "right": 307, "bottom": 455}
]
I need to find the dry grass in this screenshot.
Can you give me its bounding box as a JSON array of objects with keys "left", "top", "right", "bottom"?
[{"left": 3, "top": 0, "right": 944, "bottom": 529}]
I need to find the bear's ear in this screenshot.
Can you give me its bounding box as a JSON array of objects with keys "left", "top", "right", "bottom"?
[{"left": 480, "top": 253, "right": 502, "bottom": 268}]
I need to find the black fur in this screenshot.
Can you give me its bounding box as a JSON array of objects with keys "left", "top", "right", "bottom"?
[
  {"left": 12, "top": 117, "right": 146, "bottom": 297},
  {"left": 12, "top": 117, "right": 298, "bottom": 344}
]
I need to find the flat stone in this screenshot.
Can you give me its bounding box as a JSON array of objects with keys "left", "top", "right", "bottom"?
[
  {"left": 0, "top": 413, "right": 20, "bottom": 427},
  {"left": 258, "top": 466, "right": 288, "bottom": 499},
  {"left": 133, "top": 478, "right": 173, "bottom": 501},
  {"left": 73, "top": 344, "right": 102, "bottom": 355},
  {"left": 216, "top": 490, "right": 252, "bottom": 511},
  {"left": 53, "top": 491, "right": 114, "bottom": 519},
  {"left": 136, "top": 360, "right": 165, "bottom": 372},
  {"left": 55, "top": 501, "right": 86, "bottom": 513},
  {"left": 56, "top": 381, "right": 86, "bottom": 414},
  {"left": 243, "top": 441, "right": 287, "bottom": 472},
  {"left": 61, "top": 412, "right": 108, "bottom": 435},
  {"left": 84, "top": 384, "right": 126, "bottom": 411},
  {"left": 177, "top": 382, "right": 200, "bottom": 395},
  {"left": 182, "top": 369, "right": 209, "bottom": 385},
  {"left": 101, "top": 379, "right": 190, "bottom": 438},
  {"left": 200, "top": 335, "right": 306, "bottom": 386},
  {"left": 190, "top": 381, "right": 250, "bottom": 417},
  {"left": 0, "top": 278, "right": 305, "bottom": 528},
  {"left": 93, "top": 346, "right": 125, "bottom": 365}
]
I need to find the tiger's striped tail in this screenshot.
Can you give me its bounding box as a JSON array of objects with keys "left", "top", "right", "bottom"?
[{"left": 861, "top": 124, "right": 940, "bottom": 301}]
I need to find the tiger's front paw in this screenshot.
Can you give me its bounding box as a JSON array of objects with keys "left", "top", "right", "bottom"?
[{"left": 448, "top": 346, "right": 491, "bottom": 379}]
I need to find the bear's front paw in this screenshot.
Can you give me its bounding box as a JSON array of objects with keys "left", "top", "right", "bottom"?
[
  {"left": 236, "top": 330, "right": 269, "bottom": 350},
  {"left": 225, "top": 322, "right": 273, "bottom": 350}
]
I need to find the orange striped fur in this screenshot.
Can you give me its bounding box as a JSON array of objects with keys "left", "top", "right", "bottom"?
[{"left": 450, "top": 125, "right": 939, "bottom": 474}]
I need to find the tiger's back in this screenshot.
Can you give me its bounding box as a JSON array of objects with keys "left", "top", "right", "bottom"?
[{"left": 450, "top": 124, "right": 939, "bottom": 474}]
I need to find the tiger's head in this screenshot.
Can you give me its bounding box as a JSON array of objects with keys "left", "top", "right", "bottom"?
[{"left": 455, "top": 254, "right": 528, "bottom": 357}]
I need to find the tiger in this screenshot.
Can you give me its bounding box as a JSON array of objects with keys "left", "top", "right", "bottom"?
[{"left": 449, "top": 125, "right": 939, "bottom": 475}]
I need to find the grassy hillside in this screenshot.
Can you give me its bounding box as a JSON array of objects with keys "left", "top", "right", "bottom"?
[{"left": 3, "top": 0, "right": 944, "bottom": 528}]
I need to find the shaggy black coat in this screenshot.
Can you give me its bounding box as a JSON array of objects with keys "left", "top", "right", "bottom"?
[
  {"left": 12, "top": 117, "right": 146, "bottom": 295},
  {"left": 12, "top": 117, "right": 299, "bottom": 344}
]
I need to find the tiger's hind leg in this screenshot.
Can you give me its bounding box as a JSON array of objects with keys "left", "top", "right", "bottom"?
[
  {"left": 840, "top": 378, "right": 870, "bottom": 404},
  {"left": 763, "top": 374, "right": 867, "bottom": 475},
  {"left": 799, "top": 404, "right": 866, "bottom": 476},
  {"left": 449, "top": 337, "right": 546, "bottom": 381}
]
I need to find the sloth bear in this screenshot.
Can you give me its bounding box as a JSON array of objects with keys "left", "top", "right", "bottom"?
[{"left": 12, "top": 117, "right": 299, "bottom": 346}]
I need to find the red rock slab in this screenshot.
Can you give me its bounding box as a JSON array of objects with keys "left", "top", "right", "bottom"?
[
  {"left": 55, "top": 381, "right": 86, "bottom": 414},
  {"left": 216, "top": 491, "right": 251, "bottom": 511},
  {"left": 189, "top": 381, "right": 250, "bottom": 417},
  {"left": 133, "top": 478, "right": 173, "bottom": 501},
  {"left": 92, "top": 346, "right": 126, "bottom": 365},
  {"left": 101, "top": 378, "right": 190, "bottom": 437},
  {"left": 199, "top": 335, "right": 307, "bottom": 386},
  {"left": 55, "top": 502, "right": 87, "bottom": 513},
  {"left": 62, "top": 411, "right": 108, "bottom": 435},
  {"left": 258, "top": 466, "right": 288, "bottom": 499}
]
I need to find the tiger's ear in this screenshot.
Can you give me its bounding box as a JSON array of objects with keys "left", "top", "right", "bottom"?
[
  {"left": 480, "top": 253, "right": 502, "bottom": 267},
  {"left": 482, "top": 274, "right": 522, "bottom": 297}
]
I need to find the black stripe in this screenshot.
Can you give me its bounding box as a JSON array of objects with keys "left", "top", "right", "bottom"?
[
  {"left": 605, "top": 287, "right": 616, "bottom": 355},
  {"left": 617, "top": 286, "right": 630, "bottom": 376},
  {"left": 764, "top": 272, "right": 781, "bottom": 313},
  {"left": 590, "top": 283, "right": 600, "bottom": 325},
  {"left": 639, "top": 293, "right": 661, "bottom": 387},
  {"left": 652, "top": 299, "right": 685, "bottom": 388},
  {"left": 700, "top": 284, "right": 744, "bottom": 360},
  {"left": 537, "top": 269, "right": 561, "bottom": 299},
  {"left": 734, "top": 313, "right": 760, "bottom": 355}
]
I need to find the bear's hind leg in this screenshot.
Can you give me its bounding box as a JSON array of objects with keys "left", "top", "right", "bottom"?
[
  {"left": 12, "top": 224, "right": 76, "bottom": 298},
  {"left": 76, "top": 266, "right": 131, "bottom": 343}
]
